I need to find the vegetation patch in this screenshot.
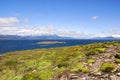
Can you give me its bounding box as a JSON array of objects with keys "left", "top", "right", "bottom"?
[
  {"left": 39, "top": 70, "right": 54, "bottom": 80},
  {"left": 87, "top": 59, "right": 95, "bottom": 64},
  {"left": 100, "top": 62, "right": 116, "bottom": 72},
  {"left": 115, "top": 59, "right": 120, "bottom": 64},
  {"left": 85, "top": 48, "right": 106, "bottom": 56},
  {"left": 70, "top": 63, "right": 84, "bottom": 72},
  {"left": 21, "top": 72, "right": 40, "bottom": 80},
  {"left": 80, "top": 67, "right": 89, "bottom": 73},
  {"left": 37, "top": 60, "right": 51, "bottom": 70},
  {"left": 57, "top": 62, "right": 69, "bottom": 68},
  {"left": 4, "top": 60, "right": 18, "bottom": 67}
]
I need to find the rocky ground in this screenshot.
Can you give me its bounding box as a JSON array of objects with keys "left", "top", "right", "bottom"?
[{"left": 56, "top": 45, "right": 120, "bottom": 80}]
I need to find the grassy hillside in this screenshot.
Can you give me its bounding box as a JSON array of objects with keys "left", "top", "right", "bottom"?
[{"left": 0, "top": 41, "right": 120, "bottom": 80}]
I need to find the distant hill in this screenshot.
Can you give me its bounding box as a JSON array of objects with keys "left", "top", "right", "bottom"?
[
  {"left": 0, "top": 35, "right": 73, "bottom": 40},
  {"left": 92, "top": 36, "right": 120, "bottom": 40}
]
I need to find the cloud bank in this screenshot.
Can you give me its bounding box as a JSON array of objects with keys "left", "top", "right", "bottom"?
[
  {"left": 0, "top": 25, "right": 92, "bottom": 38},
  {"left": 1, "top": 25, "right": 120, "bottom": 38},
  {"left": 0, "top": 17, "right": 19, "bottom": 27},
  {"left": 0, "top": 17, "right": 120, "bottom": 38}
]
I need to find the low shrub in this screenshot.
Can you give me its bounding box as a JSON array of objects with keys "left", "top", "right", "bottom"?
[
  {"left": 95, "top": 48, "right": 106, "bottom": 53},
  {"left": 115, "top": 59, "right": 120, "bottom": 63},
  {"left": 80, "top": 67, "right": 89, "bottom": 73},
  {"left": 87, "top": 59, "right": 95, "bottom": 63},
  {"left": 100, "top": 63, "right": 116, "bottom": 72},
  {"left": 39, "top": 70, "right": 54, "bottom": 80},
  {"left": 57, "top": 62, "right": 69, "bottom": 68},
  {"left": 4, "top": 60, "right": 18, "bottom": 66},
  {"left": 70, "top": 63, "right": 83, "bottom": 72},
  {"left": 85, "top": 48, "right": 106, "bottom": 56},
  {"left": 24, "top": 60, "right": 37, "bottom": 70},
  {"left": 21, "top": 72, "right": 40, "bottom": 80},
  {"left": 37, "top": 60, "right": 51, "bottom": 70}
]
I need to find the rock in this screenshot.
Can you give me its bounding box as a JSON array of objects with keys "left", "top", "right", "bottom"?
[
  {"left": 116, "top": 73, "right": 120, "bottom": 76},
  {"left": 60, "top": 75, "right": 68, "bottom": 80},
  {"left": 102, "top": 74, "right": 109, "bottom": 78},
  {"left": 103, "top": 59, "right": 112, "bottom": 62},
  {"left": 70, "top": 75, "right": 79, "bottom": 80},
  {"left": 53, "top": 67, "right": 58, "bottom": 70},
  {"left": 110, "top": 74, "right": 117, "bottom": 80},
  {"left": 103, "top": 53, "right": 111, "bottom": 58},
  {"left": 69, "top": 73, "right": 79, "bottom": 80},
  {"left": 32, "top": 70, "right": 37, "bottom": 72},
  {"left": 83, "top": 62, "right": 87, "bottom": 65},
  {"left": 100, "top": 78, "right": 105, "bottom": 80},
  {"left": 82, "top": 77, "right": 86, "bottom": 80},
  {"left": 89, "top": 63, "right": 92, "bottom": 66},
  {"left": 93, "top": 72, "right": 101, "bottom": 76}
]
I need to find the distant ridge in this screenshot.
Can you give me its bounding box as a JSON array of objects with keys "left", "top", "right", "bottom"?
[
  {"left": 0, "top": 35, "right": 120, "bottom": 40},
  {"left": 0, "top": 35, "right": 73, "bottom": 40},
  {"left": 93, "top": 36, "right": 120, "bottom": 40}
]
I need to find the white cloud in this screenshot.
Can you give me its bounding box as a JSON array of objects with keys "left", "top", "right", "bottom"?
[
  {"left": 92, "top": 16, "right": 99, "bottom": 20},
  {"left": 108, "top": 29, "right": 120, "bottom": 38},
  {"left": 92, "top": 33, "right": 108, "bottom": 37},
  {"left": 23, "top": 18, "right": 29, "bottom": 23},
  {"left": 56, "top": 30, "right": 91, "bottom": 38},
  {"left": 92, "top": 29, "right": 120, "bottom": 38},
  {"left": 0, "top": 25, "right": 56, "bottom": 36},
  {"left": 0, "top": 25, "right": 91, "bottom": 38},
  {"left": 0, "top": 17, "right": 19, "bottom": 27},
  {"left": 1, "top": 22, "right": 120, "bottom": 38}
]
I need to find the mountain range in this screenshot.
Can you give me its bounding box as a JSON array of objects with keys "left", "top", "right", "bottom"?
[
  {"left": 0, "top": 35, "right": 120, "bottom": 40},
  {"left": 92, "top": 36, "right": 120, "bottom": 40},
  {"left": 0, "top": 35, "right": 73, "bottom": 40}
]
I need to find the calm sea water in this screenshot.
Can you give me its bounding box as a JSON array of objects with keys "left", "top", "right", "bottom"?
[{"left": 0, "top": 39, "right": 119, "bottom": 54}]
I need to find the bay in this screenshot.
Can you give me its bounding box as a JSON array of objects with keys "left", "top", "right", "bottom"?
[{"left": 0, "top": 39, "right": 118, "bottom": 54}]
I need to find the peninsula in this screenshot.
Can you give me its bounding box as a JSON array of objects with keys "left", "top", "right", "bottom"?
[{"left": 37, "top": 41, "right": 65, "bottom": 45}]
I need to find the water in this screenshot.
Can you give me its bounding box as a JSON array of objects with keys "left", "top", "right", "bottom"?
[{"left": 0, "top": 39, "right": 118, "bottom": 54}]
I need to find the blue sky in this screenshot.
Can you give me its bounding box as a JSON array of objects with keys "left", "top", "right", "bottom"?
[{"left": 0, "top": 0, "right": 120, "bottom": 38}]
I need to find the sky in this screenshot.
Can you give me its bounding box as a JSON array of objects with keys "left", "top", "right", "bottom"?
[{"left": 0, "top": 0, "right": 120, "bottom": 38}]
